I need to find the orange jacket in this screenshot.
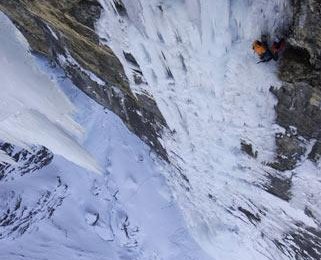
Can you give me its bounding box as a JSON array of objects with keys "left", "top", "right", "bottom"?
[{"left": 252, "top": 40, "right": 267, "bottom": 57}]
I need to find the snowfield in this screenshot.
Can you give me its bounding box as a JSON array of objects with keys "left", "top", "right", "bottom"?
[{"left": 1, "top": 0, "right": 321, "bottom": 259}]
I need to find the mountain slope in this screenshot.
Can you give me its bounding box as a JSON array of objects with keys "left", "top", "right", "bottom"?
[
  {"left": 0, "top": 53, "right": 210, "bottom": 260},
  {"left": 0, "top": 0, "right": 321, "bottom": 259}
]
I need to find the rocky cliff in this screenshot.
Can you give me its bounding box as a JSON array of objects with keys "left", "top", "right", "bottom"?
[
  {"left": 271, "top": 0, "right": 321, "bottom": 169},
  {"left": 0, "top": 0, "right": 168, "bottom": 160}
]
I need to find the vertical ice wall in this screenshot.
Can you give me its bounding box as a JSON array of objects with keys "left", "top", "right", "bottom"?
[
  {"left": 96, "top": 1, "right": 315, "bottom": 259},
  {"left": 0, "top": 12, "right": 100, "bottom": 174}
]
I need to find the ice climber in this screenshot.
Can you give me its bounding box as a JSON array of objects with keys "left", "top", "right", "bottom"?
[
  {"left": 271, "top": 38, "right": 286, "bottom": 61},
  {"left": 252, "top": 40, "right": 274, "bottom": 63},
  {"left": 252, "top": 38, "right": 285, "bottom": 63}
]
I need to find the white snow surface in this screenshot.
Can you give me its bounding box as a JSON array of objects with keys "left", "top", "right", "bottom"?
[
  {"left": 96, "top": 0, "right": 321, "bottom": 259},
  {"left": 0, "top": 12, "right": 100, "bottom": 174}
]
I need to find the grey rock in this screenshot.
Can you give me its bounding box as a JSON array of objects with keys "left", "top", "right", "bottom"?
[
  {"left": 69, "top": 0, "right": 103, "bottom": 30},
  {"left": 290, "top": 0, "right": 321, "bottom": 69},
  {"left": 267, "top": 130, "right": 306, "bottom": 171},
  {"left": 308, "top": 140, "right": 321, "bottom": 162},
  {"left": 274, "top": 223, "right": 321, "bottom": 260},
  {"left": 0, "top": 143, "right": 53, "bottom": 180},
  {"left": 240, "top": 140, "right": 258, "bottom": 158},
  {"left": 271, "top": 83, "right": 321, "bottom": 141},
  {"left": 263, "top": 171, "right": 292, "bottom": 201},
  {"left": 271, "top": 0, "right": 321, "bottom": 168}
]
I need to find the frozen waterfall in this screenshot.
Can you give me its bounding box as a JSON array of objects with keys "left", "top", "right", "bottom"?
[{"left": 95, "top": 1, "right": 319, "bottom": 259}]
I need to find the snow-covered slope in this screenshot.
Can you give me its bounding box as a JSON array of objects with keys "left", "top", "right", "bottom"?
[
  {"left": 96, "top": 1, "right": 321, "bottom": 259},
  {"left": 0, "top": 54, "right": 210, "bottom": 260},
  {"left": 0, "top": 12, "right": 100, "bottom": 174}
]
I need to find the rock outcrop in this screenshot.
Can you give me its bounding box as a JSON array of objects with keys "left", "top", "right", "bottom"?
[
  {"left": 268, "top": 3, "right": 321, "bottom": 258},
  {"left": 272, "top": 0, "right": 321, "bottom": 168},
  {"left": 0, "top": 0, "right": 168, "bottom": 160},
  {"left": 0, "top": 143, "right": 53, "bottom": 180}
]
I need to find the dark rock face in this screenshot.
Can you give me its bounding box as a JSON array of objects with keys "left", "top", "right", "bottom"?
[
  {"left": 69, "top": 0, "right": 103, "bottom": 29},
  {"left": 269, "top": 3, "right": 321, "bottom": 257},
  {"left": 240, "top": 140, "right": 258, "bottom": 158},
  {"left": 0, "top": 0, "right": 168, "bottom": 160},
  {"left": 267, "top": 127, "right": 307, "bottom": 171},
  {"left": 271, "top": 83, "right": 321, "bottom": 140},
  {"left": 274, "top": 223, "right": 321, "bottom": 260},
  {"left": 308, "top": 140, "right": 321, "bottom": 162},
  {"left": 263, "top": 172, "right": 292, "bottom": 201},
  {"left": 273, "top": 0, "right": 321, "bottom": 168},
  {"left": 290, "top": 0, "right": 321, "bottom": 70},
  {"left": 237, "top": 206, "right": 261, "bottom": 225}
]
